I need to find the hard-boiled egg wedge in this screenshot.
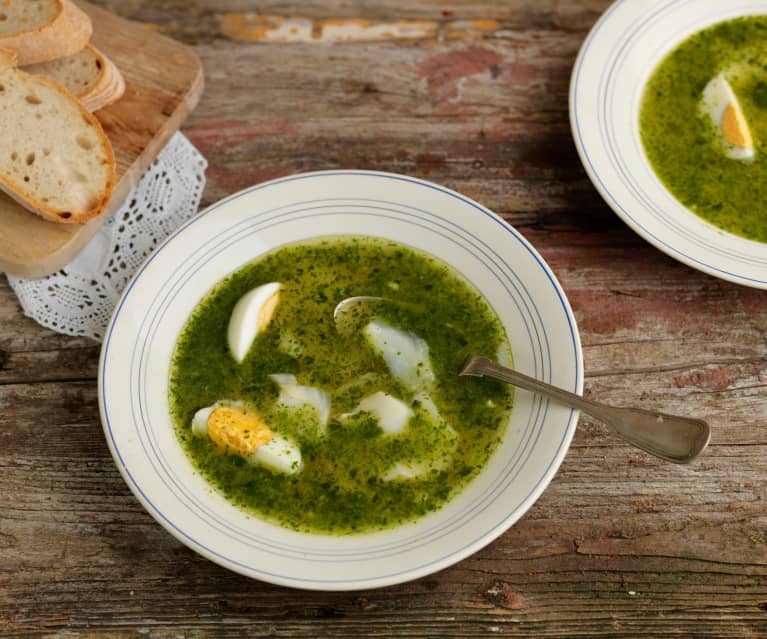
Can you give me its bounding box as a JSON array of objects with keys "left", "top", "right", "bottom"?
[
  {"left": 363, "top": 321, "right": 436, "bottom": 391},
  {"left": 701, "top": 74, "right": 754, "bottom": 160},
  {"left": 413, "top": 392, "right": 458, "bottom": 440},
  {"left": 383, "top": 394, "right": 457, "bottom": 481},
  {"left": 383, "top": 461, "right": 433, "bottom": 481},
  {"left": 269, "top": 374, "right": 331, "bottom": 429},
  {"left": 497, "top": 343, "right": 512, "bottom": 368},
  {"left": 227, "top": 282, "right": 281, "bottom": 363},
  {"left": 340, "top": 391, "right": 414, "bottom": 435},
  {"left": 190, "top": 401, "right": 302, "bottom": 474}
]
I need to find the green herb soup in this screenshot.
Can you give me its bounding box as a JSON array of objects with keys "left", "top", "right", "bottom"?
[
  {"left": 640, "top": 16, "right": 767, "bottom": 242},
  {"left": 169, "top": 237, "right": 512, "bottom": 534}
]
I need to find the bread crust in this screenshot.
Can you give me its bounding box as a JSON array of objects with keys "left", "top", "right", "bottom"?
[
  {"left": 80, "top": 46, "right": 125, "bottom": 112},
  {"left": 0, "top": 0, "right": 92, "bottom": 66},
  {"left": 26, "top": 44, "right": 127, "bottom": 112},
  {"left": 0, "top": 65, "right": 116, "bottom": 224},
  {"left": 0, "top": 49, "right": 16, "bottom": 70}
]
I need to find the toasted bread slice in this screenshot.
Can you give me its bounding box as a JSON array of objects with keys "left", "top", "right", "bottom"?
[
  {"left": 0, "top": 0, "right": 92, "bottom": 66},
  {"left": 24, "top": 44, "right": 125, "bottom": 111},
  {"left": 0, "top": 50, "right": 115, "bottom": 223}
]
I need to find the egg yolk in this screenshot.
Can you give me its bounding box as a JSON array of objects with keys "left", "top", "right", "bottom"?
[
  {"left": 207, "top": 406, "right": 272, "bottom": 457},
  {"left": 258, "top": 291, "right": 280, "bottom": 332},
  {"left": 721, "top": 102, "right": 753, "bottom": 150}
]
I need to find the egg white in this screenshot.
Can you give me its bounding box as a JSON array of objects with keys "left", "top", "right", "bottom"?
[
  {"left": 413, "top": 392, "right": 458, "bottom": 441},
  {"left": 191, "top": 405, "right": 215, "bottom": 436},
  {"left": 341, "top": 391, "right": 414, "bottom": 435},
  {"left": 383, "top": 460, "right": 432, "bottom": 481},
  {"left": 227, "top": 282, "right": 281, "bottom": 363},
  {"left": 363, "top": 321, "right": 436, "bottom": 391},
  {"left": 381, "top": 394, "right": 458, "bottom": 481},
  {"left": 247, "top": 434, "right": 303, "bottom": 475},
  {"left": 270, "top": 373, "right": 331, "bottom": 430},
  {"left": 701, "top": 74, "right": 754, "bottom": 160}
]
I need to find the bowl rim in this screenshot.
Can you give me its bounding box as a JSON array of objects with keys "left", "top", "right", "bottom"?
[
  {"left": 569, "top": 0, "right": 767, "bottom": 289},
  {"left": 97, "top": 170, "right": 584, "bottom": 590}
]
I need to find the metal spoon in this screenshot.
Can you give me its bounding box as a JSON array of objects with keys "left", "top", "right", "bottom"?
[{"left": 459, "top": 356, "right": 710, "bottom": 464}]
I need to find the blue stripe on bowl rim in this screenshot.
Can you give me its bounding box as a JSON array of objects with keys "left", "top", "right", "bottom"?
[
  {"left": 570, "top": 0, "right": 767, "bottom": 287},
  {"left": 99, "top": 170, "right": 583, "bottom": 589}
]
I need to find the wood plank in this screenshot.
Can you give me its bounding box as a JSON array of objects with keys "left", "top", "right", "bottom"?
[
  {"left": 0, "top": 277, "right": 99, "bottom": 383},
  {"left": 90, "top": 0, "right": 612, "bottom": 35},
  {"left": 0, "top": 1, "right": 204, "bottom": 278},
  {"left": 176, "top": 28, "right": 590, "bottom": 220}
]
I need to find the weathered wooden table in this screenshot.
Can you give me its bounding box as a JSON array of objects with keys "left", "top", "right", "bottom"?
[{"left": 3, "top": 1, "right": 766, "bottom": 636}]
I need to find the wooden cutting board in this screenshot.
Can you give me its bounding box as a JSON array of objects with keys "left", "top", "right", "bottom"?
[{"left": 0, "top": 0, "right": 204, "bottom": 277}]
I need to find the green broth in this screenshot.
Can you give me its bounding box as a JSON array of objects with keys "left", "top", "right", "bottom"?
[
  {"left": 169, "top": 237, "right": 512, "bottom": 534},
  {"left": 640, "top": 16, "right": 767, "bottom": 242}
]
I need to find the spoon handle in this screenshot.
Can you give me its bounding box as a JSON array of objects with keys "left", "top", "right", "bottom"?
[{"left": 460, "top": 356, "right": 710, "bottom": 464}]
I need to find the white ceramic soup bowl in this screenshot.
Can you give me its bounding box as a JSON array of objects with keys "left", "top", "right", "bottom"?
[
  {"left": 570, "top": 0, "right": 767, "bottom": 288},
  {"left": 98, "top": 170, "right": 583, "bottom": 590}
]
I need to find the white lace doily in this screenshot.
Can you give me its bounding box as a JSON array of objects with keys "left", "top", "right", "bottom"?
[{"left": 7, "top": 133, "right": 207, "bottom": 341}]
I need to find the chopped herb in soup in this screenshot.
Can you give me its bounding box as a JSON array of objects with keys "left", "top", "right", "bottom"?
[
  {"left": 169, "top": 237, "right": 512, "bottom": 534},
  {"left": 640, "top": 16, "right": 767, "bottom": 242}
]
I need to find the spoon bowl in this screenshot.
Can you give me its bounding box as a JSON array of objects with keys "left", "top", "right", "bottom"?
[
  {"left": 333, "top": 296, "right": 426, "bottom": 336},
  {"left": 333, "top": 296, "right": 391, "bottom": 336}
]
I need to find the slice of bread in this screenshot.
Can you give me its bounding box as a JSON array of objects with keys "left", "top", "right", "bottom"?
[
  {"left": 0, "top": 51, "right": 115, "bottom": 223},
  {"left": 24, "top": 45, "right": 126, "bottom": 111},
  {"left": 0, "top": 0, "right": 92, "bottom": 66}
]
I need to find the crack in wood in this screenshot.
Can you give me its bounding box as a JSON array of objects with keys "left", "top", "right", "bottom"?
[
  {"left": 0, "top": 376, "right": 97, "bottom": 387},
  {"left": 584, "top": 360, "right": 767, "bottom": 378}
]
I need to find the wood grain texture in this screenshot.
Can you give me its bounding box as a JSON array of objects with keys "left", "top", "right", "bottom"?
[
  {"left": 0, "top": 0, "right": 203, "bottom": 278},
  {"left": 2, "top": 1, "right": 767, "bottom": 637}
]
